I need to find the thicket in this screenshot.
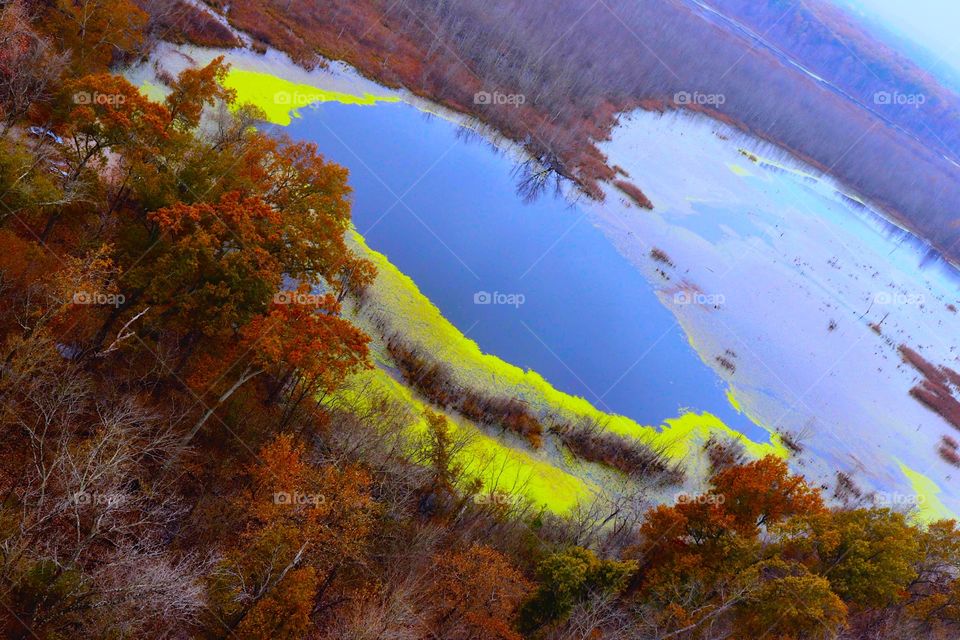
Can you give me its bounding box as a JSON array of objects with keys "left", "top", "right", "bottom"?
[{"left": 2, "top": 3, "right": 960, "bottom": 638}]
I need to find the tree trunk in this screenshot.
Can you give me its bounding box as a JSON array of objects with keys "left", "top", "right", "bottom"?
[{"left": 179, "top": 365, "right": 263, "bottom": 451}]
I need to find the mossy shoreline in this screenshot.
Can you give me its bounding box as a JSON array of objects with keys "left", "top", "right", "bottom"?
[{"left": 343, "top": 232, "right": 788, "bottom": 513}]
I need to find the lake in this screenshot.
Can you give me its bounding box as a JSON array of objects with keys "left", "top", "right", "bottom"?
[
  {"left": 136, "top": 44, "right": 960, "bottom": 516},
  {"left": 280, "top": 101, "right": 765, "bottom": 440}
]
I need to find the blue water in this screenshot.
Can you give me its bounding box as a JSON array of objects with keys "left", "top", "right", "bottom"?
[{"left": 283, "top": 101, "right": 763, "bottom": 439}]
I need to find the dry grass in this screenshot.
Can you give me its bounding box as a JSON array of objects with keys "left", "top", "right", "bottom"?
[
  {"left": 386, "top": 336, "right": 543, "bottom": 448},
  {"left": 900, "top": 344, "right": 960, "bottom": 431},
  {"left": 938, "top": 435, "right": 960, "bottom": 467},
  {"left": 649, "top": 247, "right": 674, "bottom": 266},
  {"left": 551, "top": 418, "right": 684, "bottom": 485},
  {"left": 704, "top": 435, "right": 746, "bottom": 475},
  {"left": 715, "top": 355, "right": 736, "bottom": 373},
  {"left": 833, "top": 470, "right": 863, "bottom": 504},
  {"left": 614, "top": 180, "right": 653, "bottom": 209},
  {"left": 777, "top": 430, "right": 805, "bottom": 456}
]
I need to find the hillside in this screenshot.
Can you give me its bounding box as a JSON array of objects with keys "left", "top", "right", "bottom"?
[{"left": 2, "top": 1, "right": 960, "bottom": 638}]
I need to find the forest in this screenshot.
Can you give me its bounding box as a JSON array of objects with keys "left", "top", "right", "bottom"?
[
  {"left": 2, "top": 0, "right": 960, "bottom": 638},
  {"left": 215, "top": 0, "right": 960, "bottom": 262},
  {"left": 707, "top": 0, "right": 960, "bottom": 155}
]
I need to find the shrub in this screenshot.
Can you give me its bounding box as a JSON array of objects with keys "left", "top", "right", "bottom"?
[
  {"left": 386, "top": 336, "right": 543, "bottom": 447},
  {"left": 552, "top": 418, "right": 683, "bottom": 485}
]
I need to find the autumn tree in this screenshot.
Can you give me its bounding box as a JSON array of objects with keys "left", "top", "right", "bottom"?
[
  {"left": 630, "top": 456, "right": 829, "bottom": 636},
  {"left": 208, "top": 434, "right": 376, "bottom": 638},
  {"left": 425, "top": 545, "right": 531, "bottom": 640},
  {"left": 412, "top": 408, "right": 484, "bottom": 517},
  {"left": 0, "top": 139, "right": 71, "bottom": 228},
  {"left": 711, "top": 454, "right": 825, "bottom": 534},
  {"left": 164, "top": 55, "right": 234, "bottom": 130},
  {"left": 733, "top": 560, "right": 847, "bottom": 640},
  {"left": 141, "top": 191, "right": 284, "bottom": 336},
  {"left": 422, "top": 408, "right": 458, "bottom": 495},
  {"left": 239, "top": 291, "right": 370, "bottom": 420},
  {"left": 0, "top": 2, "right": 67, "bottom": 130},
  {"left": 190, "top": 132, "right": 361, "bottom": 289},
  {"left": 248, "top": 137, "right": 355, "bottom": 285},
  {"left": 42, "top": 0, "right": 148, "bottom": 74},
  {"left": 518, "top": 546, "right": 635, "bottom": 634},
  {"left": 57, "top": 73, "right": 169, "bottom": 172},
  {"left": 38, "top": 73, "right": 169, "bottom": 240},
  {"left": 181, "top": 291, "right": 370, "bottom": 448},
  {"left": 900, "top": 519, "right": 960, "bottom": 635},
  {"left": 795, "top": 507, "right": 921, "bottom": 609}
]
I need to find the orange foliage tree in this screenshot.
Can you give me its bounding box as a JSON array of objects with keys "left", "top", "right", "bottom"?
[
  {"left": 425, "top": 545, "right": 531, "bottom": 640},
  {"left": 210, "top": 434, "right": 376, "bottom": 638},
  {"left": 184, "top": 291, "right": 370, "bottom": 444},
  {"left": 631, "top": 456, "right": 832, "bottom": 638},
  {"left": 43, "top": 0, "right": 148, "bottom": 74}
]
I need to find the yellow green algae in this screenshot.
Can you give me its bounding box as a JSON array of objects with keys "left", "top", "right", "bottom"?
[
  {"left": 137, "top": 49, "right": 946, "bottom": 517},
  {"left": 337, "top": 366, "right": 597, "bottom": 513},
  {"left": 725, "top": 388, "right": 742, "bottom": 412},
  {"left": 136, "top": 67, "right": 399, "bottom": 125},
  {"left": 139, "top": 80, "right": 168, "bottom": 103},
  {"left": 222, "top": 60, "right": 489, "bottom": 133},
  {"left": 897, "top": 461, "right": 955, "bottom": 524},
  {"left": 727, "top": 163, "right": 753, "bottom": 177},
  {"left": 221, "top": 69, "right": 400, "bottom": 126},
  {"left": 348, "top": 231, "right": 788, "bottom": 466},
  {"left": 132, "top": 56, "right": 778, "bottom": 509}
]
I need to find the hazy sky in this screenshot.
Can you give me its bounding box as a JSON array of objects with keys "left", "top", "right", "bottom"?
[{"left": 839, "top": 0, "right": 960, "bottom": 75}]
